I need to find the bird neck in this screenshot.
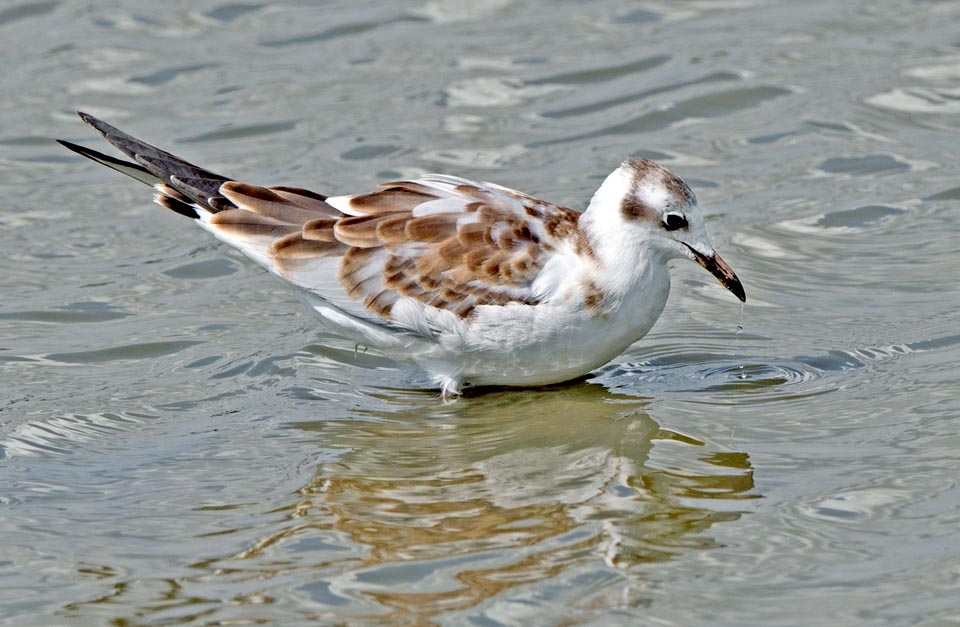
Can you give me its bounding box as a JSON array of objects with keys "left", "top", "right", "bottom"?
[
  {"left": 575, "top": 225, "right": 668, "bottom": 325},
  {"left": 576, "top": 169, "right": 673, "bottom": 316},
  {"left": 579, "top": 210, "right": 665, "bottom": 286}
]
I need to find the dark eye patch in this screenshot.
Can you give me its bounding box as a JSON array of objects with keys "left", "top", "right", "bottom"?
[{"left": 663, "top": 212, "right": 688, "bottom": 231}]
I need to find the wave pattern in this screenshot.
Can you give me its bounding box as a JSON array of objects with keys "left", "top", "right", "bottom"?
[{"left": 2, "top": 0, "right": 959, "bottom": 625}]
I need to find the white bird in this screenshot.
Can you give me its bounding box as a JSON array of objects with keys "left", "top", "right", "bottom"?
[{"left": 60, "top": 112, "right": 745, "bottom": 400}]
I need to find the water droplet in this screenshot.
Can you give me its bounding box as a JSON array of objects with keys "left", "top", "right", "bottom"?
[{"left": 736, "top": 302, "right": 747, "bottom": 380}]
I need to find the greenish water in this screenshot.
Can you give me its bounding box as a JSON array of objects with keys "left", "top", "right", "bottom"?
[{"left": 2, "top": 1, "right": 959, "bottom": 625}]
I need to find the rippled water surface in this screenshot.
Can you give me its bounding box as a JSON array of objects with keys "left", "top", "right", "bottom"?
[{"left": 3, "top": 1, "right": 960, "bottom": 625}]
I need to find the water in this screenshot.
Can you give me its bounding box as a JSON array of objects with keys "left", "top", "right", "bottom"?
[
  {"left": 736, "top": 302, "right": 746, "bottom": 380},
  {"left": 2, "top": 0, "right": 959, "bottom": 625}
]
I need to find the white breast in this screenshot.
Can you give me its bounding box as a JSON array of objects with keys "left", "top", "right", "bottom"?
[{"left": 427, "top": 258, "right": 672, "bottom": 387}]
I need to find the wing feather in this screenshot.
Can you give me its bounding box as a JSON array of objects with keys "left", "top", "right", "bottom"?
[
  {"left": 314, "top": 178, "right": 583, "bottom": 320},
  {"left": 219, "top": 176, "right": 585, "bottom": 324},
  {"left": 63, "top": 112, "right": 587, "bottom": 335},
  {"left": 220, "top": 181, "right": 337, "bottom": 223}
]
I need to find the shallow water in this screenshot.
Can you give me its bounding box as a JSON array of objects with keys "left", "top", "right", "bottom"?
[{"left": 2, "top": 0, "right": 960, "bottom": 625}]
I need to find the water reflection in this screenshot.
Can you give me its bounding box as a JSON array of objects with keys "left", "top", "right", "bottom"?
[{"left": 196, "top": 385, "right": 757, "bottom": 622}]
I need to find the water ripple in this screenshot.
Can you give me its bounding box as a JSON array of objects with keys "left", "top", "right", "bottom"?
[
  {"left": 867, "top": 87, "right": 960, "bottom": 115},
  {"left": 538, "top": 85, "right": 791, "bottom": 145},
  {"left": 260, "top": 22, "right": 382, "bottom": 48},
  {"left": 528, "top": 55, "right": 670, "bottom": 86},
  {"left": 600, "top": 86, "right": 792, "bottom": 136},
  {"left": 0, "top": 411, "right": 146, "bottom": 458},
  {"left": 129, "top": 63, "right": 218, "bottom": 87},
  {"left": 205, "top": 3, "right": 264, "bottom": 23},
  {"left": 0, "top": 301, "right": 129, "bottom": 324},
  {"left": 205, "top": 390, "right": 760, "bottom": 621},
  {"left": 598, "top": 347, "right": 865, "bottom": 404},
  {"left": 542, "top": 71, "right": 740, "bottom": 119},
  {"left": 6, "top": 1, "right": 960, "bottom": 625},
  {"left": 177, "top": 120, "right": 299, "bottom": 143},
  {"left": 0, "top": 1, "right": 57, "bottom": 27},
  {"left": 818, "top": 154, "right": 910, "bottom": 177},
  {"left": 43, "top": 340, "right": 203, "bottom": 364}
]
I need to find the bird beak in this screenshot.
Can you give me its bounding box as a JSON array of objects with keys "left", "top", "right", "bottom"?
[{"left": 683, "top": 243, "right": 746, "bottom": 302}]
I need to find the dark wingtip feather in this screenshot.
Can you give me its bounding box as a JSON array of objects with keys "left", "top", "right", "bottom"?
[
  {"left": 67, "top": 112, "right": 252, "bottom": 220},
  {"left": 57, "top": 138, "right": 95, "bottom": 156},
  {"left": 76, "top": 111, "right": 116, "bottom": 137},
  {"left": 73, "top": 113, "right": 233, "bottom": 203},
  {"left": 57, "top": 139, "right": 159, "bottom": 186},
  {"left": 77, "top": 110, "right": 110, "bottom": 130},
  {"left": 155, "top": 193, "right": 201, "bottom": 219}
]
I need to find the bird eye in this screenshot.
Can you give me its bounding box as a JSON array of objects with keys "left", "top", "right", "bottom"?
[{"left": 663, "top": 212, "right": 688, "bottom": 231}]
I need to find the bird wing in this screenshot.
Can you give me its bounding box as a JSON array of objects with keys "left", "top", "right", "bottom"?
[{"left": 62, "top": 113, "right": 588, "bottom": 339}]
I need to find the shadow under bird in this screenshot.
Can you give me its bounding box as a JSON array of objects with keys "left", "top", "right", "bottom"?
[{"left": 59, "top": 112, "right": 745, "bottom": 400}]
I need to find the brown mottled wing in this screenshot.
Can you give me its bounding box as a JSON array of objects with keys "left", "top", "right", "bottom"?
[
  {"left": 63, "top": 112, "right": 583, "bottom": 331},
  {"left": 211, "top": 175, "right": 584, "bottom": 326},
  {"left": 313, "top": 175, "right": 585, "bottom": 320}
]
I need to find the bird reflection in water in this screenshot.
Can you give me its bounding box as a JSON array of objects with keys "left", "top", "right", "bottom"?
[{"left": 218, "top": 384, "right": 757, "bottom": 622}]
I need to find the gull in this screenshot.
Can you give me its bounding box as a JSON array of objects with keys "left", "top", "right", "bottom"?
[{"left": 59, "top": 112, "right": 745, "bottom": 400}]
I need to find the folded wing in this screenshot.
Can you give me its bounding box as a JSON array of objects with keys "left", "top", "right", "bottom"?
[{"left": 62, "top": 113, "right": 586, "bottom": 339}]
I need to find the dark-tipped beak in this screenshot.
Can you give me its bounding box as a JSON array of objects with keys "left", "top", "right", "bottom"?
[{"left": 684, "top": 244, "right": 746, "bottom": 302}]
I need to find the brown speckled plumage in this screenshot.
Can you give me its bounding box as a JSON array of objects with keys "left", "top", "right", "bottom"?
[
  {"left": 198, "top": 176, "right": 586, "bottom": 319},
  {"left": 624, "top": 158, "right": 695, "bottom": 204}
]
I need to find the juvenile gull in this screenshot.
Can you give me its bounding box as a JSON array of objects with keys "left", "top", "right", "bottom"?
[{"left": 59, "top": 112, "right": 745, "bottom": 399}]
